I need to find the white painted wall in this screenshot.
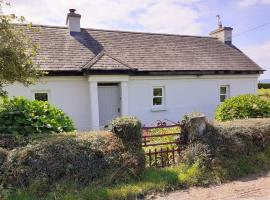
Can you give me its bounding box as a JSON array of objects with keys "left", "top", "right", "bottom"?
[
  {"left": 3, "top": 74, "right": 259, "bottom": 130},
  {"left": 4, "top": 77, "right": 91, "bottom": 131},
  {"left": 127, "top": 75, "right": 258, "bottom": 126}
]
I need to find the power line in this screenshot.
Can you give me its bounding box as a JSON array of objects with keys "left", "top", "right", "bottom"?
[{"left": 233, "top": 21, "right": 270, "bottom": 38}]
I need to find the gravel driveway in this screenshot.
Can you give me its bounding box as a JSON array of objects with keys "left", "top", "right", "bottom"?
[{"left": 148, "top": 172, "right": 270, "bottom": 200}]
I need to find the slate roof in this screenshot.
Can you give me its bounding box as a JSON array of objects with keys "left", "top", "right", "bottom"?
[{"left": 25, "top": 25, "right": 263, "bottom": 74}]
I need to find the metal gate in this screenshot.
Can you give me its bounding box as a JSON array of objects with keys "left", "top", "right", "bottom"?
[{"left": 142, "top": 120, "right": 184, "bottom": 168}]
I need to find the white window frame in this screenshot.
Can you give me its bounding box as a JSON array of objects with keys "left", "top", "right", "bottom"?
[
  {"left": 152, "top": 86, "right": 166, "bottom": 111},
  {"left": 220, "top": 85, "right": 230, "bottom": 103},
  {"left": 32, "top": 90, "right": 50, "bottom": 102}
]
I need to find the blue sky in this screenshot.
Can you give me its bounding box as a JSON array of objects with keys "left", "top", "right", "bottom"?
[{"left": 4, "top": 0, "right": 270, "bottom": 79}]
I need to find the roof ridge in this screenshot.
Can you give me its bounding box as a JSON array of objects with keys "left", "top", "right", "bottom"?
[{"left": 15, "top": 23, "right": 212, "bottom": 39}]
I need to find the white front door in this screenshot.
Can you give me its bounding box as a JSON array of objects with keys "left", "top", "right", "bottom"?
[{"left": 98, "top": 84, "right": 121, "bottom": 127}]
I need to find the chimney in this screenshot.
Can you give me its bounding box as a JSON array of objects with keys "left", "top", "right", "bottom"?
[
  {"left": 66, "top": 9, "right": 81, "bottom": 32},
  {"left": 209, "top": 15, "right": 233, "bottom": 44}
]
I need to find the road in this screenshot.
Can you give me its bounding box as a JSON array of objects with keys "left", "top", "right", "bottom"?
[{"left": 148, "top": 173, "right": 270, "bottom": 200}]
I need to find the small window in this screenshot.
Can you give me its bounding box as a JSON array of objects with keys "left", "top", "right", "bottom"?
[
  {"left": 220, "top": 85, "right": 229, "bottom": 102},
  {"left": 34, "top": 92, "right": 48, "bottom": 101},
  {"left": 153, "top": 87, "right": 164, "bottom": 106}
]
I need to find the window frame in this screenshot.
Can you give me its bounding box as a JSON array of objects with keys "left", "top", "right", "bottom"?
[
  {"left": 152, "top": 86, "right": 165, "bottom": 110},
  {"left": 32, "top": 90, "right": 50, "bottom": 102},
  {"left": 219, "top": 85, "right": 230, "bottom": 103}
]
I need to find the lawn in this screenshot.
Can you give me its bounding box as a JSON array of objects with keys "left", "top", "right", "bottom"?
[{"left": 258, "top": 88, "right": 270, "bottom": 100}]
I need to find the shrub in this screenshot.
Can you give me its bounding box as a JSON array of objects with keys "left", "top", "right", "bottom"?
[
  {"left": 109, "top": 116, "right": 145, "bottom": 175},
  {"left": 0, "top": 132, "right": 130, "bottom": 189},
  {"left": 109, "top": 116, "right": 142, "bottom": 151},
  {"left": 215, "top": 94, "right": 270, "bottom": 121},
  {"left": 207, "top": 118, "right": 270, "bottom": 154},
  {"left": 0, "top": 97, "right": 75, "bottom": 135}
]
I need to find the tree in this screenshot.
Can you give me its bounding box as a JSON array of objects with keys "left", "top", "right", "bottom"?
[{"left": 0, "top": 0, "right": 41, "bottom": 96}]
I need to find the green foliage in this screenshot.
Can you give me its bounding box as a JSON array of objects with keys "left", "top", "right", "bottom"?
[
  {"left": 109, "top": 116, "right": 142, "bottom": 151},
  {"left": 0, "top": 97, "right": 75, "bottom": 135},
  {"left": 0, "top": 132, "right": 131, "bottom": 188},
  {"left": 258, "top": 88, "right": 270, "bottom": 100},
  {"left": 0, "top": 1, "right": 42, "bottom": 96},
  {"left": 4, "top": 118, "right": 270, "bottom": 200},
  {"left": 258, "top": 83, "right": 270, "bottom": 89},
  {"left": 109, "top": 117, "right": 145, "bottom": 177},
  {"left": 215, "top": 94, "right": 270, "bottom": 121},
  {"left": 4, "top": 162, "right": 207, "bottom": 200}
]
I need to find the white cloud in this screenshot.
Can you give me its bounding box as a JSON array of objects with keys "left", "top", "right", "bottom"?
[
  {"left": 3, "top": 0, "right": 207, "bottom": 35},
  {"left": 237, "top": 0, "right": 270, "bottom": 7},
  {"left": 242, "top": 41, "right": 270, "bottom": 79}
]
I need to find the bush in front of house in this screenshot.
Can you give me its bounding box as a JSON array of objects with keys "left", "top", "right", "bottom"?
[
  {"left": 109, "top": 116, "right": 145, "bottom": 176},
  {"left": 215, "top": 94, "right": 270, "bottom": 121},
  {"left": 183, "top": 117, "right": 270, "bottom": 182},
  {"left": 0, "top": 97, "right": 75, "bottom": 135},
  {"left": 0, "top": 132, "right": 134, "bottom": 192},
  {"left": 110, "top": 116, "right": 142, "bottom": 151}
]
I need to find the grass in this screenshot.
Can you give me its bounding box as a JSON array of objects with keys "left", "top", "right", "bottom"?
[
  {"left": 258, "top": 88, "right": 270, "bottom": 100},
  {"left": 5, "top": 162, "right": 204, "bottom": 200}
]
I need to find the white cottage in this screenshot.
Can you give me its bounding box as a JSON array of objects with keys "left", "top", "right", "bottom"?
[{"left": 5, "top": 9, "right": 263, "bottom": 130}]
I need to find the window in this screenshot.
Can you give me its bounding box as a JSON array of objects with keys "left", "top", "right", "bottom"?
[
  {"left": 153, "top": 87, "right": 164, "bottom": 106},
  {"left": 220, "top": 85, "right": 230, "bottom": 102},
  {"left": 34, "top": 92, "right": 48, "bottom": 101}
]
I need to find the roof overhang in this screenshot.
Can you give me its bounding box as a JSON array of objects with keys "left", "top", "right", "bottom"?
[{"left": 46, "top": 69, "right": 263, "bottom": 76}]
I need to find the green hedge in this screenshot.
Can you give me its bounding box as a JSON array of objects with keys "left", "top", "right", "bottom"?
[
  {"left": 0, "top": 97, "right": 75, "bottom": 135},
  {"left": 109, "top": 116, "right": 145, "bottom": 176},
  {"left": 215, "top": 94, "right": 270, "bottom": 121},
  {"left": 0, "top": 132, "right": 134, "bottom": 190},
  {"left": 110, "top": 116, "right": 142, "bottom": 151},
  {"left": 258, "top": 83, "right": 270, "bottom": 89}
]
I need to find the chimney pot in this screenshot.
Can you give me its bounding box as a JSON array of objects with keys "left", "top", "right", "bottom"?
[{"left": 69, "top": 9, "right": 76, "bottom": 13}]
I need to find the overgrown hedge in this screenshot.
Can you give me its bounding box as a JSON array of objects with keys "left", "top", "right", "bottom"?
[
  {"left": 183, "top": 118, "right": 270, "bottom": 181},
  {"left": 0, "top": 117, "right": 146, "bottom": 198},
  {"left": 109, "top": 116, "right": 145, "bottom": 176},
  {"left": 0, "top": 97, "right": 75, "bottom": 135}
]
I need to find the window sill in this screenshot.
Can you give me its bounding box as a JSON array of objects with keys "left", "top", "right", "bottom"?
[{"left": 151, "top": 106, "right": 167, "bottom": 112}]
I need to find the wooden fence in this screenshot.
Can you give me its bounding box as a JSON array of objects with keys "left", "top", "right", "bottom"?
[{"left": 142, "top": 120, "right": 184, "bottom": 168}]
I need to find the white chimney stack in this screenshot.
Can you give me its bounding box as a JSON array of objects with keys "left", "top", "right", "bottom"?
[
  {"left": 209, "top": 15, "right": 233, "bottom": 44},
  {"left": 66, "top": 9, "right": 81, "bottom": 32},
  {"left": 210, "top": 27, "right": 233, "bottom": 44}
]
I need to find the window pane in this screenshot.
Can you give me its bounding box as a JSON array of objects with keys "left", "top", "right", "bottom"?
[
  {"left": 35, "top": 93, "right": 48, "bottom": 101},
  {"left": 153, "top": 97, "right": 162, "bottom": 105},
  {"left": 220, "top": 94, "right": 226, "bottom": 102},
  {"left": 220, "top": 86, "right": 227, "bottom": 94},
  {"left": 153, "top": 88, "right": 162, "bottom": 96}
]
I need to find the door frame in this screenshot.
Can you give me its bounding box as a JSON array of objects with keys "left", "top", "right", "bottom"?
[{"left": 88, "top": 75, "right": 129, "bottom": 130}]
